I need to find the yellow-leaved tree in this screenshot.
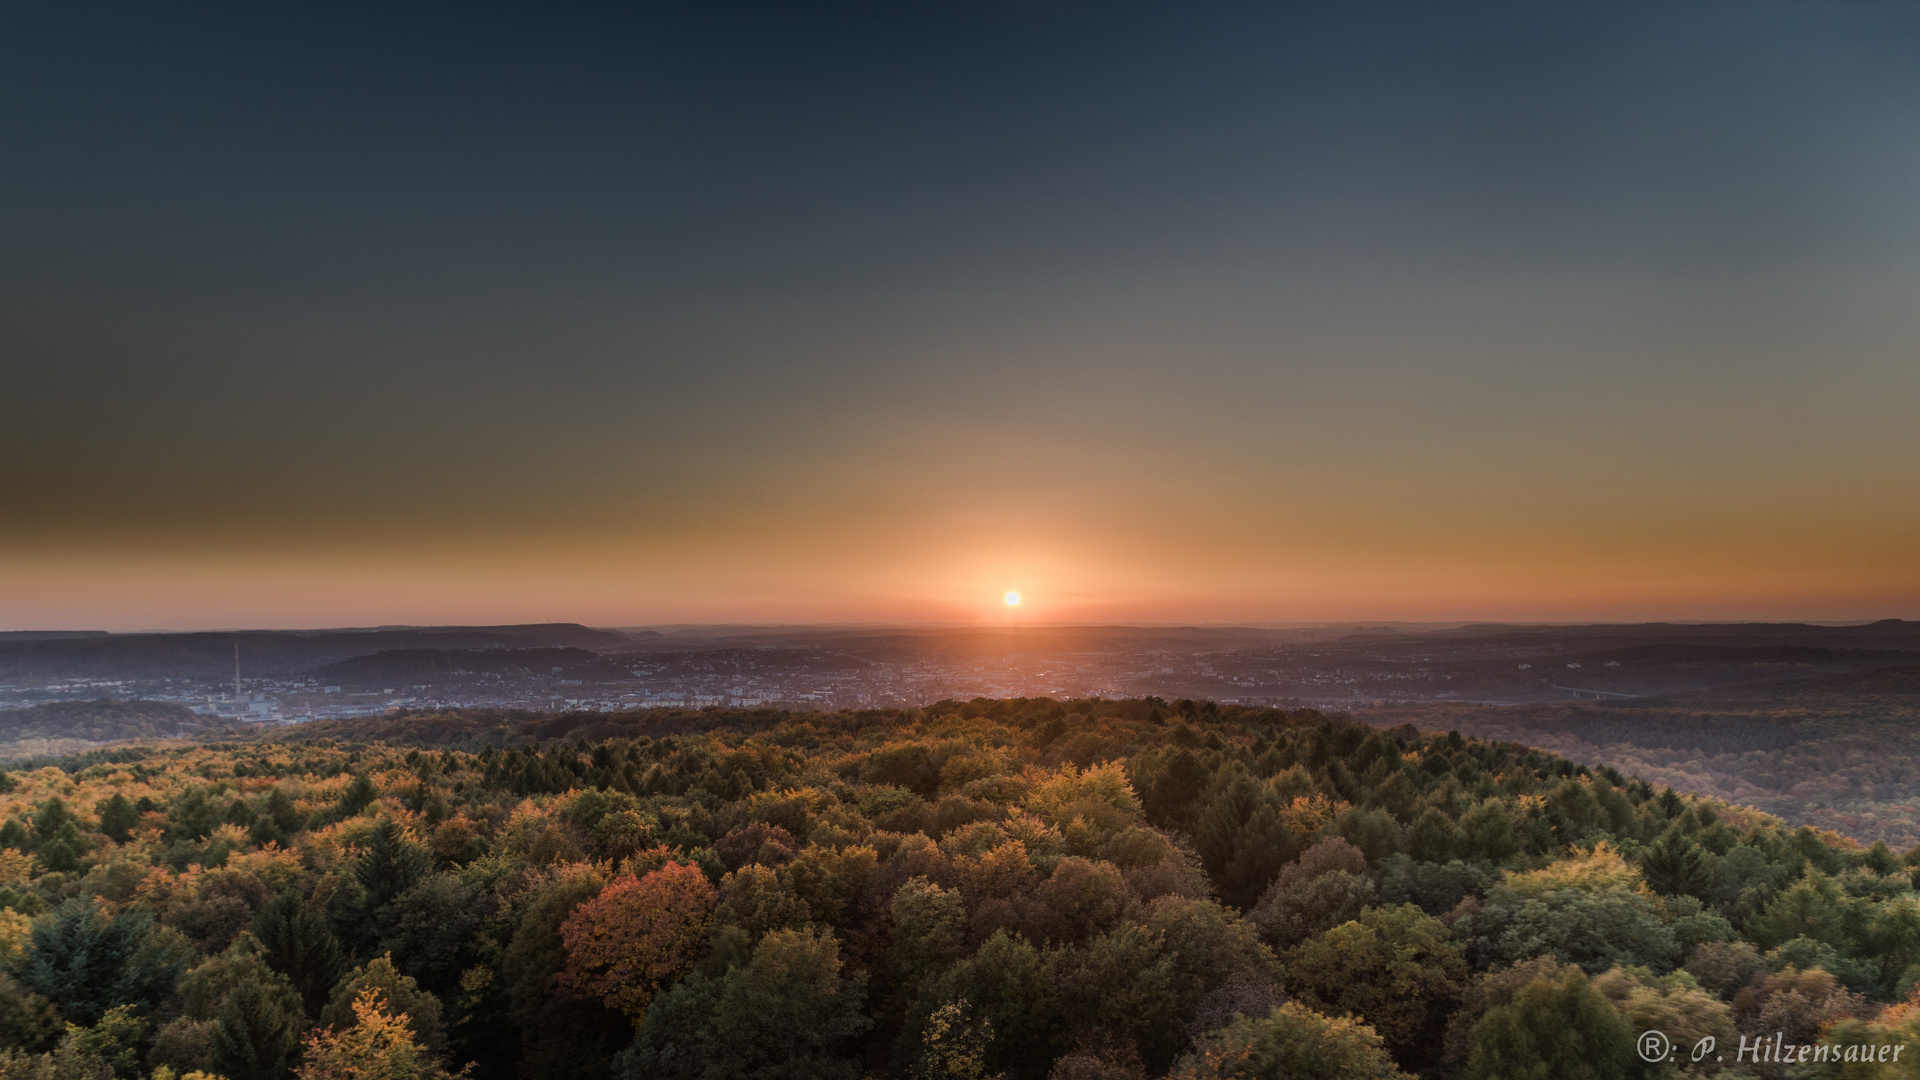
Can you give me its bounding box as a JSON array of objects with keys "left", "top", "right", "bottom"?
[{"left": 297, "top": 988, "right": 461, "bottom": 1080}]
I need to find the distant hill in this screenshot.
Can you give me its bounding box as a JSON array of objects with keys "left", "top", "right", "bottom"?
[
  {"left": 0, "top": 623, "right": 634, "bottom": 680},
  {"left": 0, "top": 698, "right": 245, "bottom": 742},
  {"left": 1656, "top": 663, "right": 1920, "bottom": 709},
  {"left": 1406, "top": 618, "right": 1920, "bottom": 651},
  {"left": 311, "top": 647, "right": 617, "bottom": 687}
]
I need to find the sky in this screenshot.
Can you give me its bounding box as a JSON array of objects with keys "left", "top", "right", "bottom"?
[{"left": 3, "top": 1, "right": 1918, "bottom": 630}]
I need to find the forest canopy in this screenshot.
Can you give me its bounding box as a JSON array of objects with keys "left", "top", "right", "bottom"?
[{"left": 0, "top": 697, "right": 1915, "bottom": 1080}]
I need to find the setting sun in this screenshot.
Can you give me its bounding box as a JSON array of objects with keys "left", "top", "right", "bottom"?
[{"left": 1004, "top": 591, "right": 1020, "bottom": 606}]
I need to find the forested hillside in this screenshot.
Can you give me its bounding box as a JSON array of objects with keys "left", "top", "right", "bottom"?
[
  {"left": 0, "top": 698, "right": 1916, "bottom": 1079},
  {"left": 0, "top": 701, "right": 246, "bottom": 766},
  {"left": 0, "top": 625, "right": 630, "bottom": 681},
  {"left": 1377, "top": 667, "right": 1920, "bottom": 848},
  {"left": 0, "top": 701, "right": 229, "bottom": 744}
]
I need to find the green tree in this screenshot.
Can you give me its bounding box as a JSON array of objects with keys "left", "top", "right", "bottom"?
[
  {"left": 251, "top": 788, "right": 305, "bottom": 848},
  {"left": 57, "top": 1004, "right": 147, "bottom": 1079},
  {"left": 712, "top": 864, "right": 809, "bottom": 942},
  {"left": 19, "top": 900, "right": 193, "bottom": 1025},
  {"left": 1467, "top": 968, "right": 1632, "bottom": 1080},
  {"left": 376, "top": 873, "right": 479, "bottom": 996},
  {"left": 892, "top": 876, "right": 966, "bottom": 990},
  {"left": 1471, "top": 883, "right": 1679, "bottom": 974},
  {"left": 0, "top": 973, "right": 63, "bottom": 1053},
  {"left": 1591, "top": 967, "right": 1732, "bottom": 1080},
  {"left": 500, "top": 865, "right": 624, "bottom": 1080},
  {"left": 1171, "top": 1002, "right": 1410, "bottom": 1080},
  {"left": 703, "top": 927, "right": 871, "bottom": 1080},
  {"left": 1640, "top": 826, "right": 1711, "bottom": 900},
  {"left": 1287, "top": 904, "right": 1467, "bottom": 1067},
  {"left": 168, "top": 786, "right": 223, "bottom": 844},
  {"left": 209, "top": 975, "right": 304, "bottom": 1080},
  {"left": 1141, "top": 896, "right": 1280, "bottom": 1027},
  {"left": 614, "top": 972, "right": 724, "bottom": 1080},
  {"left": 1440, "top": 958, "right": 1570, "bottom": 1071},
  {"left": 1247, "top": 838, "right": 1377, "bottom": 950},
  {"left": 93, "top": 796, "right": 137, "bottom": 846},
  {"left": 916, "top": 930, "right": 1056, "bottom": 1080},
  {"left": 354, "top": 820, "right": 429, "bottom": 914},
  {"left": 30, "top": 799, "right": 88, "bottom": 875},
  {"left": 253, "top": 891, "right": 346, "bottom": 1018},
  {"left": 1051, "top": 924, "right": 1181, "bottom": 1068},
  {"left": 336, "top": 774, "right": 379, "bottom": 818},
  {"left": 1034, "top": 858, "right": 1130, "bottom": 944},
  {"left": 1458, "top": 799, "right": 1521, "bottom": 864}
]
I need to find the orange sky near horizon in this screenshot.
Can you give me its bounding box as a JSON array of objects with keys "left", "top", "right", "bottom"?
[
  {"left": 4, "top": 5, "right": 1919, "bottom": 632},
  {"left": 4, "top": 487, "right": 1913, "bottom": 630}
]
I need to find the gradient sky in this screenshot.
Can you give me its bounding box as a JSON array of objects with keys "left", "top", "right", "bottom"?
[{"left": 4, "top": 1, "right": 1918, "bottom": 630}]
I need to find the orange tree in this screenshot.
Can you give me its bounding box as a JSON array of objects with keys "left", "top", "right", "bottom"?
[{"left": 558, "top": 862, "right": 717, "bottom": 1022}]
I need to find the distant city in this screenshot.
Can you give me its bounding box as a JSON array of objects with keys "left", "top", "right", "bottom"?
[{"left": 1, "top": 620, "right": 1914, "bottom": 726}]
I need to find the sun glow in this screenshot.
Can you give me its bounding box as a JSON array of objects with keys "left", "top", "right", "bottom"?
[{"left": 1004, "top": 591, "right": 1020, "bottom": 606}]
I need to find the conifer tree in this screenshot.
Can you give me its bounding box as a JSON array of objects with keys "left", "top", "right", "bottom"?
[
  {"left": 337, "top": 773, "right": 380, "bottom": 818},
  {"left": 31, "top": 798, "right": 88, "bottom": 874},
  {"left": 1641, "top": 824, "right": 1711, "bottom": 899},
  {"left": 94, "top": 794, "right": 137, "bottom": 845},
  {"left": 210, "top": 976, "right": 304, "bottom": 1080},
  {"left": 21, "top": 900, "right": 192, "bottom": 1025},
  {"left": 253, "top": 892, "right": 346, "bottom": 1018},
  {"left": 355, "top": 820, "right": 429, "bottom": 912}
]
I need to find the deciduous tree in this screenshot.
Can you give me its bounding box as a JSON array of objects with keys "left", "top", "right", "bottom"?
[
  {"left": 1171, "top": 1002, "right": 1409, "bottom": 1080},
  {"left": 298, "top": 987, "right": 452, "bottom": 1080},
  {"left": 1466, "top": 967, "right": 1631, "bottom": 1080},
  {"left": 557, "top": 862, "right": 715, "bottom": 1022}
]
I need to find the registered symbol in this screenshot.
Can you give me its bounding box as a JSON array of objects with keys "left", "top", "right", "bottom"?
[{"left": 1638, "top": 1030, "right": 1672, "bottom": 1063}]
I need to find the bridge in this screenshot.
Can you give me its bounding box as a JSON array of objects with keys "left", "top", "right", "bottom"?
[{"left": 1553, "top": 685, "right": 1640, "bottom": 700}]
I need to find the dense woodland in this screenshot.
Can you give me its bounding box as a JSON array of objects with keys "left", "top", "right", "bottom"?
[
  {"left": 0, "top": 703, "right": 220, "bottom": 747},
  {"left": 0, "top": 698, "right": 1918, "bottom": 1079},
  {"left": 1379, "top": 666, "right": 1920, "bottom": 848}
]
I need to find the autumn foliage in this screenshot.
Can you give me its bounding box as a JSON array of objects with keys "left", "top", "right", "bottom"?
[
  {"left": 557, "top": 862, "right": 716, "bottom": 1020},
  {"left": 297, "top": 988, "right": 449, "bottom": 1080}
]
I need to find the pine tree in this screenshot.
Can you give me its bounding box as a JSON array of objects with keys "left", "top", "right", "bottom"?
[
  {"left": 338, "top": 774, "right": 379, "bottom": 818},
  {"left": 209, "top": 977, "right": 303, "bottom": 1080},
  {"left": 31, "top": 798, "right": 88, "bottom": 874},
  {"left": 21, "top": 900, "right": 192, "bottom": 1026},
  {"left": 252, "top": 892, "right": 346, "bottom": 1019},
  {"left": 1641, "top": 824, "right": 1710, "bottom": 899},
  {"left": 94, "top": 795, "right": 137, "bottom": 845},
  {"left": 355, "top": 821, "right": 428, "bottom": 912}
]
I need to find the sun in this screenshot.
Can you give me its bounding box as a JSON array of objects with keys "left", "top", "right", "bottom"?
[{"left": 1004, "top": 591, "right": 1021, "bottom": 606}]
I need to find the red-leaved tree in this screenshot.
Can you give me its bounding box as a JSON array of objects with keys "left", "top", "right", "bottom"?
[{"left": 557, "top": 861, "right": 716, "bottom": 1022}]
